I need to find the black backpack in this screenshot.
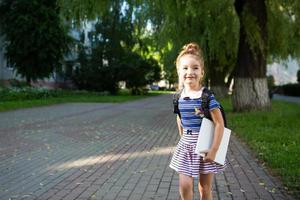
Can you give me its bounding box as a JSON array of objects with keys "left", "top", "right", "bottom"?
[{"left": 173, "top": 88, "right": 227, "bottom": 127}]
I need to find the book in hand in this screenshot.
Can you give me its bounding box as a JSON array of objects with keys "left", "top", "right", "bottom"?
[{"left": 195, "top": 118, "right": 231, "bottom": 165}]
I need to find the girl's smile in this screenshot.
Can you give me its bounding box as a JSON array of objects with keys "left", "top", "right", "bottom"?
[{"left": 186, "top": 76, "right": 195, "bottom": 79}]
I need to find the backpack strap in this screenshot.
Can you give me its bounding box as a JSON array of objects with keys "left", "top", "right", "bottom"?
[
  {"left": 173, "top": 89, "right": 183, "bottom": 118},
  {"left": 201, "top": 88, "right": 213, "bottom": 120},
  {"left": 201, "top": 88, "right": 227, "bottom": 127}
]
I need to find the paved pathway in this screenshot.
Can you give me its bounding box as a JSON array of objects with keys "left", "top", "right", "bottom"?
[
  {"left": 273, "top": 94, "right": 300, "bottom": 104},
  {"left": 0, "top": 95, "right": 294, "bottom": 200}
]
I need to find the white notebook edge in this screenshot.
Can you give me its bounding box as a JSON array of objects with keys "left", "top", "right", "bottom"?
[{"left": 194, "top": 118, "right": 231, "bottom": 165}]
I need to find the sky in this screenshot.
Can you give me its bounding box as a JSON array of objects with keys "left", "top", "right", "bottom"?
[{"left": 267, "top": 58, "right": 299, "bottom": 85}]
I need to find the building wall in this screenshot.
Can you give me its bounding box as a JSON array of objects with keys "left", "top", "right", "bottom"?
[{"left": 1, "top": 35, "right": 24, "bottom": 81}]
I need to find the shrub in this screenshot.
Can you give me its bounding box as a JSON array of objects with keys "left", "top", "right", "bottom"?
[
  {"left": 277, "top": 84, "right": 300, "bottom": 96},
  {"left": 9, "top": 79, "right": 30, "bottom": 88},
  {"left": 0, "top": 87, "right": 63, "bottom": 101},
  {"left": 267, "top": 75, "right": 275, "bottom": 89}
]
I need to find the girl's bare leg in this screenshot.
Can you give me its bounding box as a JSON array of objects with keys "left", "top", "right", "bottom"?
[
  {"left": 179, "top": 174, "right": 193, "bottom": 200},
  {"left": 198, "top": 173, "right": 214, "bottom": 200}
]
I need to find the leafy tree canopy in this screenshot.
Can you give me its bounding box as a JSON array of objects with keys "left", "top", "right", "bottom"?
[
  {"left": 56, "top": 0, "right": 300, "bottom": 76},
  {"left": 0, "top": 0, "right": 72, "bottom": 82},
  {"left": 70, "top": 1, "right": 161, "bottom": 94}
]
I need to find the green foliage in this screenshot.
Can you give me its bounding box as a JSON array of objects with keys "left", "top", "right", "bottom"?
[
  {"left": 267, "top": 0, "right": 300, "bottom": 61},
  {"left": 71, "top": 45, "right": 121, "bottom": 94},
  {"left": 71, "top": 2, "right": 133, "bottom": 94},
  {"left": 8, "top": 79, "right": 31, "bottom": 88},
  {"left": 119, "top": 52, "right": 161, "bottom": 94},
  {"left": 267, "top": 75, "right": 275, "bottom": 89},
  {"left": 0, "top": 87, "right": 64, "bottom": 101},
  {"left": 226, "top": 100, "right": 300, "bottom": 198},
  {"left": 56, "top": 0, "right": 239, "bottom": 87},
  {"left": 58, "top": 0, "right": 110, "bottom": 23},
  {"left": 70, "top": 3, "right": 161, "bottom": 94},
  {"left": 277, "top": 83, "right": 300, "bottom": 96},
  {"left": 56, "top": 0, "right": 300, "bottom": 83},
  {"left": 241, "top": 7, "right": 266, "bottom": 58},
  {"left": 0, "top": 0, "right": 72, "bottom": 82},
  {"left": 142, "top": 0, "right": 239, "bottom": 87},
  {"left": 73, "top": 45, "right": 161, "bottom": 95}
]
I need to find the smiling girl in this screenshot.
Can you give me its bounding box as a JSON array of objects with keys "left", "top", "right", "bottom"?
[{"left": 169, "top": 43, "right": 226, "bottom": 200}]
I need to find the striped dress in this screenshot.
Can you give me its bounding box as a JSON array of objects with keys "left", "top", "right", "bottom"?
[{"left": 169, "top": 88, "right": 226, "bottom": 177}]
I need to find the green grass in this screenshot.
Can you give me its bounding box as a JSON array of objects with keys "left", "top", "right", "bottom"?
[
  {"left": 149, "top": 90, "right": 174, "bottom": 94},
  {"left": 220, "top": 98, "right": 300, "bottom": 198},
  {"left": 0, "top": 90, "right": 162, "bottom": 112}
]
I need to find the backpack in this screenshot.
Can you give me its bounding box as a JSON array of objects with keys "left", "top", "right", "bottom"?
[{"left": 173, "top": 88, "right": 227, "bottom": 127}]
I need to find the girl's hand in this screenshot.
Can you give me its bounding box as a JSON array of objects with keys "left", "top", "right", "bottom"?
[{"left": 204, "top": 148, "right": 217, "bottom": 162}]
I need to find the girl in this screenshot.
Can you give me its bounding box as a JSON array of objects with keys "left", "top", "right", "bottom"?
[{"left": 169, "top": 43, "right": 226, "bottom": 200}]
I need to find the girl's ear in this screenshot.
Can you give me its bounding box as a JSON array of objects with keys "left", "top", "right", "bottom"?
[
  {"left": 200, "top": 71, "right": 204, "bottom": 77},
  {"left": 199, "top": 71, "right": 205, "bottom": 83}
]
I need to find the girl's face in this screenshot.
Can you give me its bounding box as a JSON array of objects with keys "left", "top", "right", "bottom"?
[{"left": 178, "top": 55, "right": 204, "bottom": 89}]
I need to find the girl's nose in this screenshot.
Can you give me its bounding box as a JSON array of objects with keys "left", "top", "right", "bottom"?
[{"left": 187, "top": 67, "right": 193, "bottom": 74}]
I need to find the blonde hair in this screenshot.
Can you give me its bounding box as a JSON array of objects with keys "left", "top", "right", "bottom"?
[
  {"left": 175, "top": 42, "right": 205, "bottom": 89},
  {"left": 176, "top": 42, "right": 204, "bottom": 70}
]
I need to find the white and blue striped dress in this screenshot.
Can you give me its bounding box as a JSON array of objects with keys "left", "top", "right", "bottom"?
[{"left": 169, "top": 88, "right": 226, "bottom": 177}]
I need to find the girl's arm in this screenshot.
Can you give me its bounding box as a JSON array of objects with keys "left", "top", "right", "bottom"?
[
  {"left": 176, "top": 115, "right": 183, "bottom": 137},
  {"left": 204, "top": 108, "right": 224, "bottom": 162}
]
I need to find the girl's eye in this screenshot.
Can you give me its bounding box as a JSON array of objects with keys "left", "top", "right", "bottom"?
[{"left": 183, "top": 67, "right": 188, "bottom": 70}]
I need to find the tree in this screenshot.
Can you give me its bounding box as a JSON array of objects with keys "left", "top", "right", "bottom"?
[
  {"left": 119, "top": 52, "right": 161, "bottom": 94},
  {"left": 0, "top": 0, "right": 71, "bottom": 83},
  {"left": 70, "top": 0, "right": 134, "bottom": 94},
  {"left": 70, "top": 1, "right": 161, "bottom": 94},
  {"left": 232, "top": 0, "right": 300, "bottom": 111},
  {"left": 232, "top": 0, "right": 270, "bottom": 111},
  {"left": 267, "top": 75, "right": 275, "bottom": 98}
]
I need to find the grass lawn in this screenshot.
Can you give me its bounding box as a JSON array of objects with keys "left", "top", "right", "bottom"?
[
  {"left": 0, "top": 90, "right": 167, "bottom": 112},
  {"left": 220, "top": 98, "right": 300, "bottom": 198}
]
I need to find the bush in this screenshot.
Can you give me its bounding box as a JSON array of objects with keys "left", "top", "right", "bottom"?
[
  {"left": 9, "top": 79, "right": 30, "bottom": 88},
  {"left": 0, "top": 87, "right": 63, "bottom": 101},
  {"left": 267, "top": 75, "right": 275, "bottom": 89},
  {"left": 276, "top": 84, "right": 300, "bottom": 96}
]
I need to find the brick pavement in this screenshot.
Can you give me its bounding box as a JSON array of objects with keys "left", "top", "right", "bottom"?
[{"left": 0, "top": 94, "right": 294, "bottom": 200}]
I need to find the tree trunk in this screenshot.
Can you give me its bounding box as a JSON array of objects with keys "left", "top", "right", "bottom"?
[
  {"left": 232, "top": 78, "right": 270, "bottom": 111},
  {"left": 209, "top": 68, "right": 228, "bottom": 98},
  {"left": 26, "top": 76, "right": 31, "bottom": 85},
  {"left": 233, "top": 0, "right": 271, "bottom": 111},
  {"left": 210, "top": 85, "right": 228, "bottom": 98},
  {"left": 207, "top": 60, "right": 229, "bottom": 98}
]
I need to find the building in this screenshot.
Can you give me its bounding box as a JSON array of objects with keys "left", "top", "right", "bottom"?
[{"left": 0, "top": 35, "right": 20, "bottom": 82}]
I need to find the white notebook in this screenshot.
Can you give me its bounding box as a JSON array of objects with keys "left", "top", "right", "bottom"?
[{"left": 195, "top": 118, "right": 231, "bottom": 165}]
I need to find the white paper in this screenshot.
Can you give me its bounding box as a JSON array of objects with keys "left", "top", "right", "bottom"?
[{"left": 195, "top": 118, "right": 231, "bottom": 165}]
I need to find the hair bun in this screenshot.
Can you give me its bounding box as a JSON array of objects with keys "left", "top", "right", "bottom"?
[{"left": 183, "top": 43, "right": 200, "bottom": 55}]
